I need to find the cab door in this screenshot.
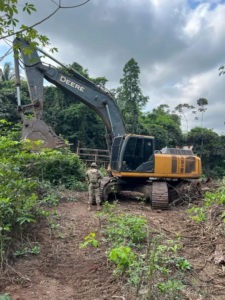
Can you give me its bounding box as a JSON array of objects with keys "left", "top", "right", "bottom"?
[
  {"left": 110, "top": 136, "right": 123, "bottom": 171},
  {"left": 121, "top": 136, "right": 154, "bottom": 172}
]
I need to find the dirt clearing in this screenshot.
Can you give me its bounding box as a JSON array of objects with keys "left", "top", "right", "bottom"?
[{"left": 0, "top": 190, "right": 225, "bottom": 300}]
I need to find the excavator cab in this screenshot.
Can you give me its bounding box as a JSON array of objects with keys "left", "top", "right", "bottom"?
[
  {"left": 110, "top": 134, "right": 201, "bottom": 179},
  {"left": 111, "top": 135, "right": 155, "bottom": 173}
]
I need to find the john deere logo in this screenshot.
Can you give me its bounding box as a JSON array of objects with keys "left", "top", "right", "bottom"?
[{"left": 60, "top": 76, "right": 85, "bottom": 92}]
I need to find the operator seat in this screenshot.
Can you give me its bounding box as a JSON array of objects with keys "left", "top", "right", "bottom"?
[{"left": 135, "top": 150, "right": 161, "bottom": 172}]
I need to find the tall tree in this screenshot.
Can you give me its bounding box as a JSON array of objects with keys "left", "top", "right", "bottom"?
[
  {"left": 197, "top": 98, "right": 208, "bottom": 128},
  {"left": 116, "top": 58, "right": 149, "bottom": 133},
  {"left": 0, "top": 62, "right": 15, "bottom": 81},
  {"left": 140, "top": 105, "right": 184, "bottom": 148},
  {"left": 70, "top": 62, "right": 89, "bottom": 78},
  {"left": 174, "top": 103, "right": 197, "bottom": 133},
  {"left": 110, "top": 86, "right": 124, "bottom": 109},
  {"left": 196, "top": 98, "right": 208, "bottom": 159},
  {"left": 187, "top": 127, "right": 225, "bottom": 178}
]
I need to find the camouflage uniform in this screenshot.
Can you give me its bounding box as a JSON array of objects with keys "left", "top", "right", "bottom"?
[{"left": 86, "top": 163, "right": 103, "bottom": 210}]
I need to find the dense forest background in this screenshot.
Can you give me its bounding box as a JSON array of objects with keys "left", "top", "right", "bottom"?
[{"left": 0, "top": 59, "right": 225, "bottom": 178}]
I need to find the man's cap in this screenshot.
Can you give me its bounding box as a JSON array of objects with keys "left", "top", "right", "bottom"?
[{"left": 91, "top": 162, "right": 97, "bottom": 167}]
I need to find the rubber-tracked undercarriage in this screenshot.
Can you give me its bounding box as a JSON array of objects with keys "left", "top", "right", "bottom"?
[{"left": 100, "top": 177, "right": 182, "bottom": 210}]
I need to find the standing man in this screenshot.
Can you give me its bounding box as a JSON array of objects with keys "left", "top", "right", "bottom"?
[{"left": 86, "top": 163, "right": 103, "bottom": 211}]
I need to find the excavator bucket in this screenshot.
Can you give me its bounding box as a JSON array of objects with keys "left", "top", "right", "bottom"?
[{"left": 22, "top": 118, "right": 70, "bottom": 149}]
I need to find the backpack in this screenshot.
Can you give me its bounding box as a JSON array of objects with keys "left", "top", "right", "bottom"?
[{"left": 89, "top": 169, "right": 98, "bottom": 184}]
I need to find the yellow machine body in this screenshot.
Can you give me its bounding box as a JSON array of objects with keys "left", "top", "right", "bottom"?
[
  {"left": 112, "top": 154, "right": 201, "bottom": 179},
  {"left": 110, "top": 134, "right": 201, "bottom": 180}
]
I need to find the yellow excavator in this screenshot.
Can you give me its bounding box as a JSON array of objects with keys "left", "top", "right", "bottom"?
[{"left": 13, "top": 38, "right": 201, "bottom": 209}]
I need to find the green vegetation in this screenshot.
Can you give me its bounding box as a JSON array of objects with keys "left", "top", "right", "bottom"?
[
  {"left": 14, "top": 245, "right": 40, "bottom": 257},
  {"left": 1, "top": 57, "right": 224, "bottom": 177},
  {"left": 80, "top": 202, "right": 192, "bottom": 299},
  {"left": 28, "top": 147, "right": 86, "bottom": 190},
  {"left": 109, "top": 246, "right": 135, "bottom": 271},
  {"left": 0, "top": 294, "right": 11, "bottom": 300},
  {"left": 0, "top": 121, "right": 85, "bottom": 262},
  {"left": 186, "top": 127, "right": 225, "bottom": 178},
  {"left": 79, "top": 232, "right": 99, "bottom": 248},
  {"left": 140, "top": 104, "right": 184, "bottom": 149},
  {"left": 187, "top": 179, "right": 225, "bottom": 223},
  {"left": 113, "top": 58, "right": 149, "bottom": 133},
  {"left": 0, "top": 0, "right": 54, "bottom": 50},
  {"left": 104, "top": 212, "right": 147, "bottom": 247}
]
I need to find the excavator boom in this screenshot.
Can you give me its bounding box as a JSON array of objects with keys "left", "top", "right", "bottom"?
[{"left": 13, "top": 38, "right": 126, "bottom": 150}]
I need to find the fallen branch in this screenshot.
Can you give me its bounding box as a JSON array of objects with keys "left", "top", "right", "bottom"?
[{"left": 6, "top": 264, "right": 31, "bottom": 282}]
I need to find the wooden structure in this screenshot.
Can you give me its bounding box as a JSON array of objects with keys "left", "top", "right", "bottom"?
[{"left": 76, "top": 141, "right": 110, "bottom": 168}]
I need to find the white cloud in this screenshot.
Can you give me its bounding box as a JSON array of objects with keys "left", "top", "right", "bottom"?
[
  {"left": 145, "top": 67, "right": 225, "bottom": 133},
  {"left": 2, "top": 0, "right": 225, "bottom": 134},
  {"left": 183, "top": 4, "right": 210, "bottom": 38}
]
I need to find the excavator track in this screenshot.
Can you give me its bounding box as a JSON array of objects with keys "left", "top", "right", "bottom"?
[
  {"left": 100, "top": 177, "right": 117, "bottom": 202},
  {"left": 100, "top": 177, "right": 169, "bottom": 210},
  {"left": 151, "top": 181, "right": 169, "bottom": 210}
]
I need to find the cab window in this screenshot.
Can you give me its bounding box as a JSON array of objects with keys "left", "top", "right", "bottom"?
[{"left": 122, "top": 137, "right": 154, "bottom": 171}]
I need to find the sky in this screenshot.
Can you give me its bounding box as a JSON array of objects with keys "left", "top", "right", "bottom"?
[{"left": 0, "top": 0, "right": 225, "bottom": 134}]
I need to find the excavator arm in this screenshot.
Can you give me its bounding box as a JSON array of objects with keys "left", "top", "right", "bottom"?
[{"left": 13, "top": 38, "right": 126, "bottom": 150}]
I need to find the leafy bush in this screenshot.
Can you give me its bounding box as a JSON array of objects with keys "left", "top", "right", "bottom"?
[
  {"left": 0, "top": 294, "right": 11, "bottom": 300},
  {"left": 187, "top": 178, "right": 225, "bottom": 222},
  {"left": 156, "top": 280, "right": 185, "bottom": 295},
  {"left": 0, "top": 120, "right": 85, "bottom": 259},
  {"left": 13, "top": 245, "right": 40, "bottom": 257},
  {"left": 109, "top": 247, "right": 135, "bottom": 271},
  {"left": 0, "top": 119, "right": 86, "bottom": 190},
  {"left": 105, "top": 212, "right": 147, "bottom": 246},
  {"left": 79, "top": 233, "right": 99, "bottom": 248},
  {"left": 97, "top": 202, "right": 190, "bottom": 299},
  {"left": 125, "top": 234, "right": 189, "bottom": 299},
  {"left": 175, "top": 257, "right": 192, "bottom": 271},
  {"left": 28, "top": 147, "right": 86, "bottom": 190},
  {"left": 0, "top": 137, "right": 49, "bottom": 234}
]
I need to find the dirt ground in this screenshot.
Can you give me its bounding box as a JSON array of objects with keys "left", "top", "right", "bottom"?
[{"left": 0, "top": 190, "right": 225, "bottom": 300}]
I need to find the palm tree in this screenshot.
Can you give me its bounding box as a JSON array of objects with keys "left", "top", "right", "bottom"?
[{"left": 0, "top": 62, "right": 15, "bottom": 81}]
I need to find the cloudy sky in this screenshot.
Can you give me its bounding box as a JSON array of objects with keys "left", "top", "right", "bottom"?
[{"left": 1, "top": 0, "right": 225, "bottom": 133}]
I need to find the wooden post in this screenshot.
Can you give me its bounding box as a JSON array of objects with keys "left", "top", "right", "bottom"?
[{"left": 77, "top": 140, "right": 80, "bottom": 155}]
